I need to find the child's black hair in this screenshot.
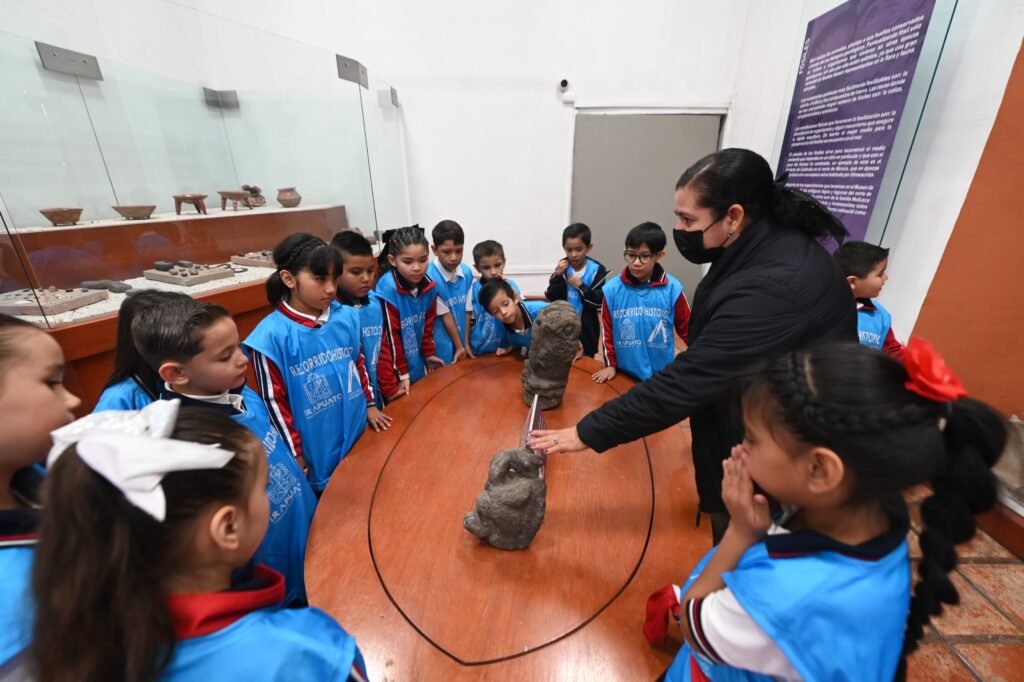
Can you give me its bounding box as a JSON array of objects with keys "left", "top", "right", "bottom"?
[
  {"left": 677, "top": 148, "right": 848, "bottom": 245},
  {"left": 472, "top": 240, "right": 506, "bottom": 267},
  {"left": 624, "top": 222, "right": 667, "bottom": 253},
  {"left": 562, "top": 223, "right": 592, "bottom": 246},
  {"left": 105, "top": 291, "right": 191, "bottom": 393},
  {"left": 742, "top": 342, "right": 1006, "bottom": 680},
  {"left": 478, "top": 278, "right": 516, "bottom": 311},
  {"left": 432, "top": 220, "right": 465, "bottom": 247},
  {"left": 330, "top": 230, "right": 374, "bottom": 259},
  {"left": 131, "top": 298, "right": 232, "bottom": 372},
  {"left": 834, "top": 241, "right": 890, "bottom": 279},
  {"left": 266, "top": 233, "right": 343, "bottom": 305},
  {"left": 377, "top": 225, "right": 429, "bottom": 276}
]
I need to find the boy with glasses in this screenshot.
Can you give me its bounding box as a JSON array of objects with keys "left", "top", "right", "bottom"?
[{"left": 592, "top": 222, "right": 690, "bottom": 383}]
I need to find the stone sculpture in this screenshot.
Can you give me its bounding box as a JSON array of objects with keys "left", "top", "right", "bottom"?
[
  {"left": 463, "top": 448, "right": 546, "bottom": 550},
  {"left": 521, "top": 300, "right": 581, "bottom": 409}
]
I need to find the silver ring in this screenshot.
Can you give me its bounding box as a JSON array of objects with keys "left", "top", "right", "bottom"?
[{"left": 553, "top": 436, "right": 559, "bottom": 444}]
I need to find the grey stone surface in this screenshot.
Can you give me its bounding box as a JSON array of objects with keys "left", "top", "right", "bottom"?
[
  {"left": 521, "top": 300, "right": 581, "bottom": 409},
  {"left": 463, "top": 448, "right": 546, "bottom": 550},
  {"left": 81, "top": 279, "right": 133, "bottom": 293}
]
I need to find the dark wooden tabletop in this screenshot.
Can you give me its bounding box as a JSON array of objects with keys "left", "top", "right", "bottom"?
[{"left": 306, "top": 354, "right": 708, "bottom": 681}]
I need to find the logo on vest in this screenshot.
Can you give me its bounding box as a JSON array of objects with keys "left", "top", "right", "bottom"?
[
  {"left": 402, "top": 324, "right": 420, "bottom": 358},
  {"left": 859, "top": 330, "right": 883, "bottom": 347},
  {"left": 302, "top": 372, "right": 343, "bottom": 418},
  {"left": 268, "top": 462, "right": 301, "bottom": 521},
  {"left": 648, "top": 320, "right": 670, "bottom": 348},
  {"left": 620, "top": 317, "right": 636, "bottom": 341}
]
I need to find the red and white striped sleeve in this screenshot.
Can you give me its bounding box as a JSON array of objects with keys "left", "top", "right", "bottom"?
[
  {"left": 378, "top": 299, "right": 406, "bottom": 397},
  {"left": 421, "top": 293, "right": 438, "bottom": 358},
  {"left": 601, "top": 299, "right": 617, "bottom": 368},
  {"left": 355, "top": 349, "right": 375, "bottom": 407},
  {"left": 249, "top": 349, "right": 303, "bottom": 463},
  {"left": 674, "top": 290, "right": 692, "bottom": 345}
]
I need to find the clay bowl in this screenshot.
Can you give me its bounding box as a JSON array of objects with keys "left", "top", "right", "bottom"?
[
  {"left": 174, "top": 193, "right": 208, "bottom": 201},
  {"left": 112, "top": 205, "right": 157, "bottom": 220},
  {"left": 39, "top": 208, "right": 83, "bottom": 226}
]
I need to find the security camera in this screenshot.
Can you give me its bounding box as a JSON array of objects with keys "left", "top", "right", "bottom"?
[{"left": 559, "top": 79, "right": 569, "bottom": 91}]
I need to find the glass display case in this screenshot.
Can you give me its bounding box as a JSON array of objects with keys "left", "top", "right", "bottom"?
[{"left": 0, "top": 11, "right": 409, "bottom": 329}]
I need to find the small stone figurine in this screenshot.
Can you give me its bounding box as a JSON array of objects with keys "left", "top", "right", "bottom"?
[
  {"left": 521, "top": 301, "right": 581, "bottom": 410},
  {"left": 463, "top": 448, "right": 546, "bottom": 550}
]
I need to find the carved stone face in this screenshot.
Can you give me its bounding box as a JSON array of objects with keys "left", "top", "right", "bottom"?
[{"left": 464, "top": 448, "right": 547, "bottom": 551}]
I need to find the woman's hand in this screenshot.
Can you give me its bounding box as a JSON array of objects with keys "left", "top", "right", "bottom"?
[
  {"left": 366, "top": 406, "right": 393, "bottom": 432},
  {"left": 527, "top": 427, "right": 586, "bottom": 455},
  {"left": 722, "top": 445, "right": 772, "bottom": 543}
]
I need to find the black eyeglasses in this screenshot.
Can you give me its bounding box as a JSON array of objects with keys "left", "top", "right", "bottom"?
[{"left": 623, "top": 251, "right": 654, "bottom": 264}]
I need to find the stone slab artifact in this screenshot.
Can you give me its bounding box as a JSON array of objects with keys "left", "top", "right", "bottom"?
[
  {"left": 143, "top": 263, "right": 234, "bottom": 287},
  {"left": 463, "top": 448, "right": 546, "bottom": 550},
  {"left": 521, "top": 300, "right": 581, "bottom": 410},
  {"left": 0, "top": 287, "right": 108, "bottom": 316},
  {"left": 230, "top": 250, "right": 274, "bottom": 268},
  {"left": 81, "top": 279, "right": 133, "bottom": 294}
]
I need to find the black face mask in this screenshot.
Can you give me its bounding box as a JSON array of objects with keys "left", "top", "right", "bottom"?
[{"left": 674, "top": 218, "right": 726, "bottom": 264}]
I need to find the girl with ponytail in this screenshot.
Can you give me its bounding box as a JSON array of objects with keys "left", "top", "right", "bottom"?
[
  {"left": 32, "top": 402, "right": 367, "bottom": 681},
  {"left": 642, "top": 340, "right": 1007, "bottom": 682},
  {"left": 246, "top": 232, "right": 389, "bottom": 494}
]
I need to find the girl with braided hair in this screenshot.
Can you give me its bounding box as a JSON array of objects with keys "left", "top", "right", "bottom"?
[
  {"left": 375, "top": 226, "right": 445, "bottom": 401},
  {"left": 245, "top": 233, "right": 386, "bottom": 494},
  {"left": 643, "top": 340, "right": 1007, "bottom": 681}
]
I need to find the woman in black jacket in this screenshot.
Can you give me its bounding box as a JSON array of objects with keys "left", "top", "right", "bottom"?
[{"left": 529, "top": 148, "right": 857, "bottom": 542}]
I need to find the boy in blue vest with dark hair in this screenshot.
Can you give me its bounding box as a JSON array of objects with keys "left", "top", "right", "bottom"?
[
  {"left": 331, "top": 229, "right": 393, "bottom": 417},
  {"left": 478, "top": 278, "right": 550, "bottom": 354},
  {"left": 131, "top": 297, "right": 317, "bottom": 605},
  {"left": 593, "top": 222, "right": 690, "bottom": 383},
  {"left": 545, "top": 222, "right": 609, "bottom": 358},
  {"left": 427, "top": 219, "right": 473, "bottom": 364},
  {"left": 834, "top": 241, "right": 905, "bottom": 359},
  {"left": 464, "top": 239, "right": 521, "bottom": 356}
]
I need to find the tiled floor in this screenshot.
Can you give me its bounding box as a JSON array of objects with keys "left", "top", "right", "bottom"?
[{"left": 906, "top": 489, "right": 1024, "bottom": 681}]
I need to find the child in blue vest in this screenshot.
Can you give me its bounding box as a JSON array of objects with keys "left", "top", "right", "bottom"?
[
  {"left": 131, "top": 297, "right": 317, "bottom": 605},
  {"left": 643, "top": 340, "right": 1006, "bottom": 681},
  {"left": 544, "top": 222, "right": 609, "bottom": 358},
  {"left": 331, "top": 230, "right": 393, "bottom": 420},
  {"left": 593, "top": 222, "right": 691, "bottom": 384},
  {"left": 0, "top": 314, "right": 80, "bottom": 667},
  {"left": 427, "top": 220, "right": 472, "bottom": 365},
  {"left": 33, "top": 403, "right": 368, "bottom": 681},
  {"left": 95, "top": 290, "right": 191, "bottom": 411},
  {"left": 375, "top": 227, "right": 444, "bottom": 401},
  {"left": 464, "top": 240, "right": 521, "bottom": 356},
  {"left": 245, "top": 233, "right": 385, "bottom": 494},
  {"left": 834, "top": 241, "right": 905, "bottom": 359},
  {"left": 478, "top": 278, "right": 550, "bottom": 354}
]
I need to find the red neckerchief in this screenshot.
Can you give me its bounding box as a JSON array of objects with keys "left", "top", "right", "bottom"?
[{"left": 166, "top": 564, "right": 286, "bottom": 640}]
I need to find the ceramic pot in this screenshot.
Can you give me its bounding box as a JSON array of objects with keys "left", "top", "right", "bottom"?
[{"left": 277, "top": 187, "right": 302, "bottom": 208}]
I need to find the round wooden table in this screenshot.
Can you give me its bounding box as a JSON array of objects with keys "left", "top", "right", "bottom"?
[{"left": 306, "top": 355, "right": 708, "bottom": 681}]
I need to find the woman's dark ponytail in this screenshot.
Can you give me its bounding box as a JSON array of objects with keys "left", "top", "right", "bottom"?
[
  {"left": 897, "top": 397, "right": 1007, "bottom": 680},
  {"left": 677, "top": 148, "right": 849, "bottom": 245},
  {"left": 266, "top": 232, "right": 343, "bottom": 305}
]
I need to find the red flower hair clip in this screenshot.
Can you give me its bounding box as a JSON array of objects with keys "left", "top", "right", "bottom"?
[{"left": 903, "top": 337, "right": 968, "bottom": 403}]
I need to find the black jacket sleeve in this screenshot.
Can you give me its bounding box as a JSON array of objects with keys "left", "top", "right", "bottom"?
[
  {"left": 545, "top": 273, "right": 568, "bottom": 302},
  {"left": 577, "top": 278, "right": 810, "bottom": 452}
]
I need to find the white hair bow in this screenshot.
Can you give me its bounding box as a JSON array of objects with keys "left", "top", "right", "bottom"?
[{"left": 47, "top": 400, "right": 236, "bottom": 521}]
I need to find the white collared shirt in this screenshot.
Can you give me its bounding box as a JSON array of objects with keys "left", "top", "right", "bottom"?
[
  {"left": 283, "top": 300, "right": 331, "bottom": 325},
  {"left": 164, "top": 382, "right": 247, "bottom": 412},
  {"left": 434, "top": 263, "right": 464, "bottom": 315}
]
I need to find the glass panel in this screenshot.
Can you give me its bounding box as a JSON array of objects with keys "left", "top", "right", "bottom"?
[
  {"left": 362, "top": 70, "right": 412, "bottom": 239},
  {"left": 0, "top": 30, "right": 116, "bottom": 231},
  {"left": 0, "top": 208, "right": 46, "bottom": 320}
]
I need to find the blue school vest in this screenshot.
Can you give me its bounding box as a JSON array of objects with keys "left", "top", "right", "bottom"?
[
  {"left": 244, "top": 302, "right": 368, "bottom": 492},
  {"left": 162, "top": 607, "right": 365, "bottom": 681},
  {"left": 233, "top": 387, "right": 317, "bottom": 606},
  {"left": 506, "top": 300, "right": 550, "bottom": 349},
  {"left": 0, "top": 548, "right": 34, "bottom": 666},
  {"left": 94, "top": 377, "right": 156, "bottom": 412},
  {"left": 375, "top": 272, "right": 438, "bottom": 384},
  {"left": 353, "top": 292, "right": 384, "bottom": 409},
  {"left": 857, "top": 300, "right": 893, "bottom": 350},
  {"left": 428, "top": 262, "right": 473, "bottom": 364},
  {"left": 666, "top": 539, "right": 909, "bottom": 682},
  {"left": 565, "top": 258, "right": 601, "bottom": 315},
  {"left": 469, "top": 278, "right": 521, "bottom": 355},
  {"left": 603, "top": 274, "right": 684, "bottom": 381}
]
